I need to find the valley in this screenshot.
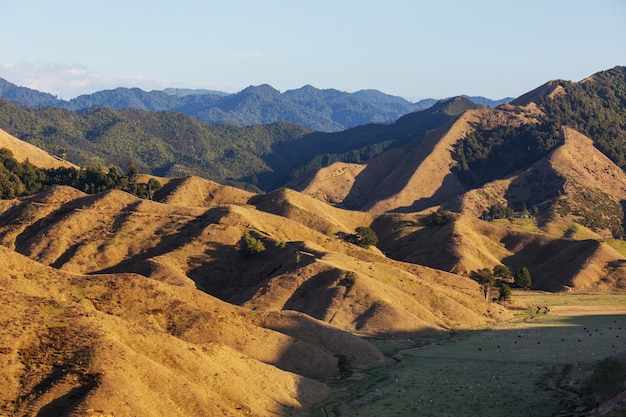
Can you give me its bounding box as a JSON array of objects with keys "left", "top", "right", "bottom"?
[
  {"left": 317, "top": 292, "right": 626, "bottom": 417},
  {"left": 0, "top": 66, "right": 625, "bottom": 416}
]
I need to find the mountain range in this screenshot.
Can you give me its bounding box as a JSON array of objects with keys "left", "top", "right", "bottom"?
[
  {"left": 0, "top": 94, "right": 483, "bottom": 191},
  {"left": 0, "top": 77, "right": 511, "bottom": 132},
  {"left": 0, "top": 66, "right": 625, "bottom": 415}
]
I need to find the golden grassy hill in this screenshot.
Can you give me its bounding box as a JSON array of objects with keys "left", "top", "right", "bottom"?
[
  {"left": 0, "top": 246, "right": 339, "bottom": 416},
  {"left": 291, "top": 107, "right": 528, "bottom": 214},
  {"left": 0, "top": 127, "right": 77, "bottom": 169},
  {"left": 153, "top": 175, "right": 255, "bottom": 207},
  {"left": 510, "top": 80, "right": 566, "bottom": 108},
  {"left": 0, "top": 182, "right": 511, "bottom": 338},
  {"left": 0, "top": 240, "right": 391, "bottom": 416},
  {"left": 285, "top": 161, "right": 366, "bottom": 206},
  {"left": 0, "top": 176, "right": 523, "bottom": 415}
]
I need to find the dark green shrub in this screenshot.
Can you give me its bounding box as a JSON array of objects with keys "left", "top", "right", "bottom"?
[
  {"left": 515, "top": 267, "right": 532, "bottom": 289},
  {"left": 355, "top": 226, "right": 378, "bottom": 247},
  {"left": 240, "top": 231, "right": 266, "bottom": 256}
]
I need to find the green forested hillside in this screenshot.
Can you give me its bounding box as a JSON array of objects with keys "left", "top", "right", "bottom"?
[
  {"left": 453, "top": 66, "right": 626, "bottom": 186},
  {"left": 0, "top": 96, "right": 478, "bottom": 191},
  {"left": 0, "top": 100, "right": 312, "bottom": 189},
  {"left": 0, "top": 147, "right": 157, "bottom": 199}
]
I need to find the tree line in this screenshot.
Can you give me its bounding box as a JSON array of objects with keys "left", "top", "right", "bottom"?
[{"left": 0, "top": 148, "right": 160, "bottom": 199}]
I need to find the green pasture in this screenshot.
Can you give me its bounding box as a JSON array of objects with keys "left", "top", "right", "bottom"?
[{"left": 316, "top": 294, "right": 626, "bottom": 417}]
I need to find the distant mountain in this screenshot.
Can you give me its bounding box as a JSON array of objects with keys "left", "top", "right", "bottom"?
[
  {"left": 460, "top": 95, "right": 513, "bottom": 107},
  {"left": 162, "top": 87, "right": 229, "bottom": 97},
  {"left": 0, "top": 78, "right": 62, "bottom": 107},
  {"left": 0, "top": 77, "right": 511, "bottom": 132}
]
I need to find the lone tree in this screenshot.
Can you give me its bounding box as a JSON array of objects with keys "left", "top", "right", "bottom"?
[
  {"left": 18, "top": 202, "right": 37, "bottom": 224},
  {"left": 240, "top": 231, "right": 266, "bottom": 256},
  {"left": 473, "top": 268, "right": 496, "bottom": 301},
  {"left": 337, "top": 355, "right": 353, "bottom": 379},
  {"left": 515, "top": 267, "right": 532, "bottom": 289}
]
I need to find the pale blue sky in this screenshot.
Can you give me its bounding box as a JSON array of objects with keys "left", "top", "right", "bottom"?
[{"left": 1, "top": 0, "right": 624, "bottom": 100}]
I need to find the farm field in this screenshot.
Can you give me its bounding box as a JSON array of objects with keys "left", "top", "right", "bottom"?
[{"left": 316, "top": 292, "right": 626, "bottom": 417}]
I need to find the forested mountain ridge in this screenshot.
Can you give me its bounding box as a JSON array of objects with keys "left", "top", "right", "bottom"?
[
  {"left": 0, "top": 96, "right": 480, "bottom": 191},
  {"left": 452, "top": 65, "right": 626, "bottom": 188},
  {"left": 0, "top": 77, "right": 511, "bottom": 132},
  {"left": 1, "top": 66, "right": 624, "bottom": 202}
]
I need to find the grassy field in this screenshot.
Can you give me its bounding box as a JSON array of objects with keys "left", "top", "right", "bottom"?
[{"left": 315, "top": 293, "right": 626, "bottom": 417}]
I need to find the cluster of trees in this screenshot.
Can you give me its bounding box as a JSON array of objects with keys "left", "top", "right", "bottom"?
[
  {"left": 337, "top": 226, "right": 379, "bottom": 248},
  {"left": 0, "top": 148, "right": 160, "bottom": 199},
  {"left": 453, "top": 121, "right": 561, "bottom": 187},
  {"left": 430, "top": 208, "right": 455, "bottom": 225},
  {"left": 480, "top": 203, "right": 538, "bottom": 220},
  {"left": 472, "top": 264, "right": 532, "bottom": 302},
  {"left": 240, "top": 231, "right": 267, "bottom": 256}
]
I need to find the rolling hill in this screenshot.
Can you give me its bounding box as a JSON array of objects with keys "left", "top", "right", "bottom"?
[{"left": 1, "top": 66, "right": 626, "bottom": 415}]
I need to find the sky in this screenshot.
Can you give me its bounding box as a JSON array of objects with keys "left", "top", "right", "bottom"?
[{"left": 1, "top": 0, "right": 625, "bottom": 101}]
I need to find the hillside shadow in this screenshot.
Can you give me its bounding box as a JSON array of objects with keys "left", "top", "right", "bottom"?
[
  {"left": 34, "top": 373, "right": 100, "bottom": 417},
  {"left": 502, "top": 159, "right": 565, "bottom": 213},
  {"left": 372, "top": 217, "right": 458, "bottom": 271},
  {"left": 282, "top": 269, "right": 346, "bottom": 321},
  {"left": 392, "top": 173, "right": 466, "bottom": 213},
  {"left": 500, "top": 238, "right": 599, "bottom": 291},
  {"left": 12, "top": 200, "right": 83, "bottom": 253},
  {"left": 186, "top": 240, "right": 317, "bottom": 304},
  {"left": 96, "top": 206, "right": 231, "bottom": 276}
]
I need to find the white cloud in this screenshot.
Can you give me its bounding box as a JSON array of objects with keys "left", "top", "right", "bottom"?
[{"left": 0, "top": 62, "right": 175, "bottom": 99}]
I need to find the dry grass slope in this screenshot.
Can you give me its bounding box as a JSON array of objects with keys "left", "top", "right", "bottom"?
[
  {"left": 0, "top": 128, "right": 77, "bottom": 169},
  {"left": 0, "top": 245, "right": 387, "bottom": 416}
]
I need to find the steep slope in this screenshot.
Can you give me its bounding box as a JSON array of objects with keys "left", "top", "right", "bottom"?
[
  {"left": 0, "top": 184, "right": 511, "bottom": 337},
  {"left": 404, "top": 125, "right": 626, "bottom": 292},
  {"left": 288, "top": 97, "right": 483, "bottom": 212},
  {"left": 1, "top": 244, "right": 388, "bottom": 416},
  {"left": 456, "top": 126, "right": 626, "bottom": 237},
  {"left": 292, "top": 99, "right": 526, "bottom": 213},
  {"left": 0, "top": 127, "right": 76, "bottom": 169}
]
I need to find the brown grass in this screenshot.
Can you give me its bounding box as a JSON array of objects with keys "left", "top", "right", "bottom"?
[
  {"left": 0, "top": 128, "right": 77, "bottom": 169},
  {"left": 2, "top": 108, "right": 626, "bottom": 415}
]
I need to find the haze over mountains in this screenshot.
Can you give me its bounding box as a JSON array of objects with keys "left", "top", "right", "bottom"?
[
  {"left": 0, "top": 66, "right": 625, "bottom": 415},
  {"left": 0, "top": 77, "right": 511, "bottom": 132}
]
